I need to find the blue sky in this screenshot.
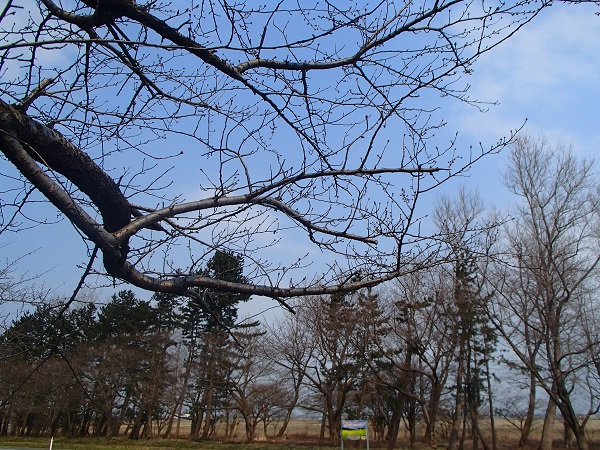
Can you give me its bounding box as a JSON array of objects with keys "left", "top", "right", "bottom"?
[
  {"left": 355, "top": 2, "right": 600, "bottom": 259},
  {"left": 240, "top": 3, "right": 600, "bottom": 319},
  {"left": 2, "top": 2, "right": 599, "bottom": 316},
  {"left": 447, "top": 3, "right": 600, "bottom": 201}
]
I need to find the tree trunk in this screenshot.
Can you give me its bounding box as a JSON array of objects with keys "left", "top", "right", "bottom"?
[
  {"left": 555, "top": 378, "right": 589, "bottom": 450},
  {"left": 385, "top": 401, "right": 404, "bottom": 450},
  {"left": 276, "top": 386, "right": 301, "bottom": 438},
  {"left": 485, "top": 359, "right": 497, "bottom": 450},
  {"left": 200, "top": 348, "right": 219, "bottom": 440},
  {"left": 326, "top": 399, "right": 343, "bottom": 447},
  {"left": 163, "top": 402, "right": 178, "bottom": 438},
  {"left": 459, "top": 404, "right": 467, "bottom": 450},
  {"left": 448, "top": 356, "right": 465, "bottom": 450},
  {"left": 319, "top": 409, "right": 326, "bottom": 445},
  {"left": 225, "top": 410, "right": 239, "bottom": 438},
  {"left": 425, "top": 381, "right": 442, "bottom": 448},
  {"left": 276, "top": 406, "right": 294, "bottom": 438},
  {"left": 571, "top": 425, "right": 588, "bottom": 450},
  {"left": 190, "top": 407, "right": 204, "bottom": 441},
  {"left": 164, "top": 367, "right": 190, "bottom": 439},
  {"left": 469, "top": 402, "right": 490, "bottom": 450},
  {"left": 242, "top": 412, "right": 256, "bottom": 442},
  {"left": 563, "top": 423, "right": 573, "bottom": 449},
  {"left": 174, "top": 402, "right": 183, "bottom": 438},
  {"left": 406, "top": 401, "right": 417, "bottom": 447},
  {"left": 472, "top": 417, "right": 479, "bottom": 450},
  {"left": 200, "top": 383, "right": 215, "bottom": 439},
  {"left": 539, "top": 395, "right": 556, "bottom": 450},
  {"left": 128, "top": 409, "right": 145, "bottom": 440},
  {"left": 145, "top": 407, "right": 153, "bottom": 438},
  {"left": 518, "top": 371, "right": 537, "bottom": 448},
  {"left": 114, "top": 391, "right": 131, "bottom": 437}
]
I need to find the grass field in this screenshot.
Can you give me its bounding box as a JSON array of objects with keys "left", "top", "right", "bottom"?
[
  {"left": 2, "top": 418, "right": 600, "bottom": 450},
  {"left": 0, "top": 437, "right": 338, "bottom": 450}
]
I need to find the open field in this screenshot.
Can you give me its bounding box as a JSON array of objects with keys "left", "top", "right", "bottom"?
[
  {"left": 3, "top": 418, "right": 600, "bottom": 450},
  {"left": 190, "top": 417, "right": 600, "bottom": 448},
  {"left": 0, "top": 439, "right": 337, "bottom": 450}
]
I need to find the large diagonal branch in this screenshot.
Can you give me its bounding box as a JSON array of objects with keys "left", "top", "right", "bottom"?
[
  {"left": 0, "top": 99, "right": 128, "bottom": 272},
  {"left": 0, "top": 100, "right": 131, "bottom": 232},
  {"left": 0, "top": 104, "right": 119, "bottom": 253},
  {"left": 0, "top": 122, "right": 395, "bottom": 297}
]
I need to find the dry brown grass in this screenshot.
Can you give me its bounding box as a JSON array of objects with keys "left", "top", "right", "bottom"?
[
  {"left": 3, "top": 418, "right": 600, "bottom": 449},
  {"left": 160, "top": 417, "right": 600, "bottom": 449}
]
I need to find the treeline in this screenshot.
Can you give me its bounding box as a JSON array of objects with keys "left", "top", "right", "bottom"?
[
  {"left": 0, "top": 250, "right": 254, "bottom": 441},
  {"left": 1, "top": 137, "right": 600, "bottom": 450}
]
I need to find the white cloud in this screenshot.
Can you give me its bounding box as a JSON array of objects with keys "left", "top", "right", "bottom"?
[
  {"left": 475, "top": 6, "right": 600, "bottom": 99},
  {"left": 431, "top": 4, "right": 600, "bottom": 209},
  {"left": 452, "top": 4, "right": 600, "bottom": 155}
]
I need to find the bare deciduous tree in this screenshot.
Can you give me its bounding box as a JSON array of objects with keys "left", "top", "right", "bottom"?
[
  {"left": 0, "top": 0, "right": 572, "bottom": 304},
  {"left": 293, "top": 293, "right": 379, "bottom": 446},
  {"left": 381, "top": 267, "right": 458, "bottom": 449},
  {"left": 262, "top": 308, "right": 316, "bottom": 438},
  {"left": 434, "top": 188, "right": 498, "bottom": 450},
  {"left": 489, "top": 135, "right": 600, "bottom": 450}
]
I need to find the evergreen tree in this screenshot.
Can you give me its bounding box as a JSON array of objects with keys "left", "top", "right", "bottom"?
[
  {"left": 96, "top": 290, "right": 157, "bottom": 338},
  {"left": 181, "top": 250, "right": 253, "bottom": 439},
  {"left": 152, "top": 292, "right": 183, "bottom": 333},
  {"left": 202, "top": 250, "right": 251, "bottom": 330}
]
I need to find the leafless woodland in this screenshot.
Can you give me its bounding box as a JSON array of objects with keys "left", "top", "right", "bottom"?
[{"left": 2, "top": 1, "right": 600, "bottom": 450}]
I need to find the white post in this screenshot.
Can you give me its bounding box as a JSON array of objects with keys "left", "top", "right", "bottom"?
[{"left": 49, "top": 436, "right": 54, "bottom": 450}]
